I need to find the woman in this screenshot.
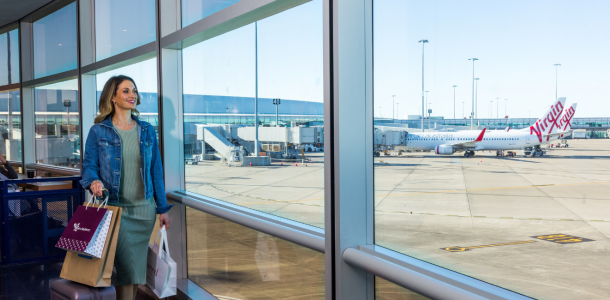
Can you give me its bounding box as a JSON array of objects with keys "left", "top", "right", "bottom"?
[{"left": 81, "top": 75, "right": 173, "bottom": 300}]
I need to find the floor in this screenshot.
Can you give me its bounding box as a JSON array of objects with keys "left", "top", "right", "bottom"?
[{"left": 0, "top": 259, "right": 165, "bottom": 300}]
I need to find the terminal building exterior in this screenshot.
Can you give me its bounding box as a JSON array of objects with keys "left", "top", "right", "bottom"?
[{"left": 0, "top": 0, "right": 608, "bottom": 299}]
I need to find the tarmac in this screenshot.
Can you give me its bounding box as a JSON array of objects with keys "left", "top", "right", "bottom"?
[{"left": 185, "top": 139, "right": 610, "bottom": 299}]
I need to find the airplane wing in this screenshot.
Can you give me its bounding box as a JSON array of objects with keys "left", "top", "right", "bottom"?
[{"left": 445, "top": 128, "right": 487, "bottom": 149}]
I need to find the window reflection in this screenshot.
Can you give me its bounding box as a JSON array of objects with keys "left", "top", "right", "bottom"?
[
  {"left": 181, "top": 0, "right": 242, "bottom": 27},
  {"left": 33, "top": 3, "right": 77, "bottom": 78},
  {"left": 0, "top": 90, "right": 21, "bottom": 162},
  {"left": 34, "top": 79, "right": 79, "bottom": 167},
  {"left": 186, "top": 207, "right": 324, "bottom": 299},
  {"left": 0, "top": 28, "right": 19, "bottom": 85},
  {"left": 95, "top": 0, "right": 156, "bottom": 61}
]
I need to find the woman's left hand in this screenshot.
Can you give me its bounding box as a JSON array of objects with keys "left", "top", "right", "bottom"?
[{"left": 159, "top": 213, "right": 170, "bottom": 229}]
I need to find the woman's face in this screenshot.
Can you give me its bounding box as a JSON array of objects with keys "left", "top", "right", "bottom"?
[{"left": 112, "top": 80, "right": 138, "bottom": 110}]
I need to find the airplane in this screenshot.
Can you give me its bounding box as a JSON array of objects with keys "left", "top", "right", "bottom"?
[{"left": 404, "top": 98, "right": 566, "bottom": 157}]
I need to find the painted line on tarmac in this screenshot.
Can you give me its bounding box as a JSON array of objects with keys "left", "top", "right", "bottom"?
[
  {"left": 375, "top": 180, "right": 610, "bottom": 198},
  {"left": 381, "top": 210, "right": 610, "bottom": 223},
  {"left": 531, "top": 233, "right": 595, "bottom": 244},
  {"left": 441, "top": 240, "right": 537, "bottom": 252}
]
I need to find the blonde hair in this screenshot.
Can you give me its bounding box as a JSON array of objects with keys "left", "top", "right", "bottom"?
[{"left": 95, "top": 75, "right": 141, "bottom": 124}]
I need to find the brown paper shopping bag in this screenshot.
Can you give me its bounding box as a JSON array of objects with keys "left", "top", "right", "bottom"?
[{"left": 60, "top": 203, "right": 122, "bottom": 287}]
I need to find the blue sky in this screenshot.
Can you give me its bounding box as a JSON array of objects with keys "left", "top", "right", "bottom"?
[{"left": 374, "top": 0, "right": 610, "bottom": 119}]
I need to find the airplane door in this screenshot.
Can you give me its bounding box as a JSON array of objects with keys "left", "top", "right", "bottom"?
[{"left": 526, "top": 136, "right": 531, "bottom": 144}]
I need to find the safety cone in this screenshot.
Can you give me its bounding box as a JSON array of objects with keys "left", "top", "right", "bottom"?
[
  {"left": 250, "top": 162, "right": 252, "bottom": 167},
  {"left": 295, "top": 163, "right": 298, "bottom": 166},
  {"left": 281, "top": 161, "right": 283, "bottom": 166}
]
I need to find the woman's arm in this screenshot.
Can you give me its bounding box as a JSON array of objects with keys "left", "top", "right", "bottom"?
[
  {"left": 80, "top": 126, "right": 102, "bottom": 191},
  {"left": 150, "top": 128, "right": 173, "bottom": 219},
  {"left": 0, "top": 153, "right": 18, "bottom": 179}
]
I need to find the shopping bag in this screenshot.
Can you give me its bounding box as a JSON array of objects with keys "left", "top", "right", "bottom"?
[
  {"left": 60, "top": 202, "right": 122, "bottom": 287},
  {"left": 55, "top": 195, "right": 112, "bottom": 258},
  {"left": 146, "top": 226, "right": 177, "bottom": 298}
]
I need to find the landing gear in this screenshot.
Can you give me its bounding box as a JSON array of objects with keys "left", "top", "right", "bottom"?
[
  {"left": 464, "top": 152, "right": 471, "bottom": 158},
  {"left": 469, "top": 151, "right": 475, "bottom": 156}
]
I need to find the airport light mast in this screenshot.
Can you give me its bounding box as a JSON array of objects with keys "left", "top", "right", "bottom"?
[
  {"left": 474, "top": 78, "right": 479, "bottom": 119},
  {"left": 254, "top": 22, "right": 259, "bottom": 156},
  {"left": 452, "top": 85, "right": 457, "bottom": 119},
  {"left": 554, "top": 63, "right": 561, "bottom": 100},
  {"left": 425, "top": 91, "right": 429, "bottom": 128},
  {"left": 273, "top": 98, "right": 281, "bottom": 126},
  {"left": 392, "top": 95, "right": 396, "bottom": 119},
  {"left": 468, "top": 58, "right": 478, "bottom": 129},
  {"left": 419, "top": 39, "right": 429, "bottom": 132}
]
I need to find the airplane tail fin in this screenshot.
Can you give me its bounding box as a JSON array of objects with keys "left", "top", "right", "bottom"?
[
  {"left": 530, "top": 97, "right": 566, "bottom": 141},
  {"left": 505, "top": 126, "right": 511, "bottom": 132},
  {"left": 558, "top": 103, "right": 577, "bottom": 132}
]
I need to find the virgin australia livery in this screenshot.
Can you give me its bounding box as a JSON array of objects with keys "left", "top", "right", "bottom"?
[{"left": 405, "top": 98, "right": 567, "bottom": 157}]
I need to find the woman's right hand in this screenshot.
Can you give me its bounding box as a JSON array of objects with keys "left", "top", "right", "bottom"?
[{"left": 90, "top": 180, "right": 104, "bottom": 198}]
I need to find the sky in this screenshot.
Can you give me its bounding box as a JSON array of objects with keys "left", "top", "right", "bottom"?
[
  {"left": 374, "top": 0, "right": 610, "bottom": 119},
  {"left": 30, "top": 0, "right": 610, "bottom": 120}
]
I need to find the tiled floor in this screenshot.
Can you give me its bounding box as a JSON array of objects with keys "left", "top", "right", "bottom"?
[
  {"left": 0, "top": 259, "right": 63, "bottom": 300},
  {"left": 0, "top": 259, "right": 166, "bottom": 300}
]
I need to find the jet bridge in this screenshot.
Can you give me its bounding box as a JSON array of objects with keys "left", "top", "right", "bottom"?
[{"left": 196, "top": 125, "right": 244, "bottom": 165}]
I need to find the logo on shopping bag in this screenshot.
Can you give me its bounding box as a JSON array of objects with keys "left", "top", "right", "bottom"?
[
  {"left": 147, "top": 263, "right": 158, "bottom": 277},
  {"left": 73, "top": 223, "right": 91, "bottom": 232}
]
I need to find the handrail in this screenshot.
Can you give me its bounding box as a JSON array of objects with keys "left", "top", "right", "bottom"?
[
  {"left": 25, "top": 163, "right": 80, "bottom": 176},
  {"left": 167, "top": 191, "right": 325, "bottom": 253},
  {"left": 344, "top": 248, "right": 489, "bottom": 300}
]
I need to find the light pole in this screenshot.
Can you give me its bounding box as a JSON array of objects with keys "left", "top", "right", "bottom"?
[
  {"left": 474, "top": 78, "right": 479, "bottom": 119},
  {"left": 392, "top": 95, "right": 396, "bottom": 119},
  {"left": 419, "top": 39, "right": 429, "bottom": 132},
  {"left": 254, "top": 21, "right": 259, "bottom": 156},
  {"left": 425, "top": 91, "right": 429, "bottom": 122},
  {"left": 452, "top": 85, "right": 457, "bottom": 119},
  {"left": 554, "top": 63, "right": 561, "bottom": 100},
  {"left": 490, "top": 100, "right": 493, "bottom": 118},
  {"left": 273, "top": 98, "right": 281, "bottom": 126},
  {"left": 504, "top": 99, "right": 508, "bottom": 118},
  {"left": 396, "top": 103, "right": 400, "bottom": 119},
  {"left": 468, "top": 58, "right": 478, "bottom": 129},
  {"left": 495, "top": 97, "right": 500, "bottom": 118},
  {"left": 428, "top": 102, "right": 431, "bottom": 130}
]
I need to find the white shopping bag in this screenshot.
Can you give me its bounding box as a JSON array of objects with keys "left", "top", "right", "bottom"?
[{"left": 146, "top": 225, "right": 177, "bottom": 298}]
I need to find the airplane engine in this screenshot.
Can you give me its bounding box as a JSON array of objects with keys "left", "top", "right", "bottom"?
[{"left": 435, "top": 145, "right": 455, "bottom": 155}]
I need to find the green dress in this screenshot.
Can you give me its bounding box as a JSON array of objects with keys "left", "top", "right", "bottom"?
[{"left": 113, "top": 124, "right": 156, "bottom": 286}]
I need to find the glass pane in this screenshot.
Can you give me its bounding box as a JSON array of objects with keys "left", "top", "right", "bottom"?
[
  {"left": 0, "top": 29, "right": 19, "bottom": 85},
  {"left": 34, "top": 79, "right": 79, "bottom": 168},
  {"left": 181, "top": 0, "right": 242, "bottom": 28},
  {"left": 95, "top": 0, "right": 156, "bottom": 61},
  {"left": 33, "top": 3, "right": 78, "bottom": 78},
  {"left": 0, "top": 89, "right": 22, "bottom": 162},
  {"left": 374, "top": 1, "right": 610, "bottom": 299},
  {"left": 182, "top": 0, "right": 324, "bottom": 227},
  {"left": 95, "top": 58, "right": 159, "bottom": 131},
  {"left": 186, "top": 207, "right": 324, "bottom": 298},
  {"left": 376, "top": 277, "right": 431, "bottom": 300}
]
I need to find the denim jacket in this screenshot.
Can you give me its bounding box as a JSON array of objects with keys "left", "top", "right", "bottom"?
[{"left": 80, "top": 116, "right": 173, "bottom": 214}]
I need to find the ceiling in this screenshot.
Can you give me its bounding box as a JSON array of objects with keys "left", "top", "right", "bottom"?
[{"left": 0, "top": 0, "right": 53, "bottom": 28}]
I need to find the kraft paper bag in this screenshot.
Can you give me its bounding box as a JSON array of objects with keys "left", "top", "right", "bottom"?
[{"left": 60, "top": 203, "right": 122, "bottom": 287}]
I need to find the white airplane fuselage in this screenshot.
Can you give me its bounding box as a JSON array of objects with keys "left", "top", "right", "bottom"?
[{"left": 405, "top": 130, "right": 536, "bottom": 152}]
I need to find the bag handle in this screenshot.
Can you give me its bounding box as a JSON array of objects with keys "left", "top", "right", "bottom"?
[
  {"left": 154, "top": 225, "right": 170, "bottom": 256},
  {"left": 85, "top": 189, "right": 108, "bottom": 211}
]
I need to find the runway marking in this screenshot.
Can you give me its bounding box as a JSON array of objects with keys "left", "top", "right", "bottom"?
[
  {"left": 213, "top": 180, "right": 610, "bottom": 207},
  {"left": 531, "top": 234, "right": 595, "bottom": 244},
  {"left": 441, "top": 240, "right": 536, "bottom": 252},
  {"left": 379, "top": 210, "right": 610, "bottom": 223}
]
